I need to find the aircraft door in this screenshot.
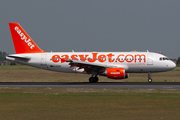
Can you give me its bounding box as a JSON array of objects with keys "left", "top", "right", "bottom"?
[
  {"left": 41, "top": 54, "right": 46, "bottom": 66},
  {"left": 147, "top": 54, "right": 153, "bottom": 65}
]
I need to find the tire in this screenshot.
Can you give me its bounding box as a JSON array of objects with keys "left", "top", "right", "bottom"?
[
  {"left": 89, "top": 77, "right": 94, "bottom": 83},
  {"left": 148, "top": 78, "right": 152, "bottom": 83},
  {"left": 94, "top": 77, "right": 99, "bottom": 83},
  {"left": 89, "top": 77, "right": 99, "bottom": 83}
]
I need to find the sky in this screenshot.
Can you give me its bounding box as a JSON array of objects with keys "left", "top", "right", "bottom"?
[{"left": 0, "top": 0, "right": 180, "bottom": 59}]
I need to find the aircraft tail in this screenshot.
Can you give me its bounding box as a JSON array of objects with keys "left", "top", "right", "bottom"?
[{"left": 9, "top": 23, "right": 46, "bottom": 54}]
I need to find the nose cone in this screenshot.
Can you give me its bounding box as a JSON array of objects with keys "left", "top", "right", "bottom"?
[{"left": 168, "top": 61, "right": 176, "bottom": 70}]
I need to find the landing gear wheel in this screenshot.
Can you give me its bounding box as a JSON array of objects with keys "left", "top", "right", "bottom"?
[
  {"left": 94, "top": 77, "right": 99, "bottom": 83},
  {"left": 89, "top": 77, "right": 99, "bottom": 83},
  {"left": 148, "top": 78, "right": 152, "bottom": 83},
  {"left": 89, "top": 77, "right": 94, "bottom": 83}
]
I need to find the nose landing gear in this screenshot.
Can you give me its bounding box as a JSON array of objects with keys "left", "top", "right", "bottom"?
[{"left": 148, "top": 72, "right": 152, "bottom": 83}]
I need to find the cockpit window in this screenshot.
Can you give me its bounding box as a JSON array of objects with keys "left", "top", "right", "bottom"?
[{"left": 159, "top": 57, "right": 169, "bottom": 61}]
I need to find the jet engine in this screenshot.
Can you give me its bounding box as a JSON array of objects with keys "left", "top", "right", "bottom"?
[{"left": 106, "top": 68, "right": 129, "bottom": 79}]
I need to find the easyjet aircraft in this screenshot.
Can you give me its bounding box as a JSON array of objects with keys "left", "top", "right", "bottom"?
[{"left": 6, "top": 23, "right": 176, "bottom": 83}]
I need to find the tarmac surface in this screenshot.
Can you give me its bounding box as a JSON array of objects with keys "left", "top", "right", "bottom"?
[{"left": 0, "top": 82, "right": 180, "bottom": 89}]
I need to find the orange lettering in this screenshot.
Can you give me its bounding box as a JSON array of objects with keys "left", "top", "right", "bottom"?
[
  {"left": 125, "top": 54, "right": 134, "bottom": 63},
  {"left": 71, "top": 55, "right": 78, "bottom": 60},
  {"left": 87, "top": 53, "right": 98, "bottom": 62},
  {"left": 117, "top": 54, "right": 124, "bottom": 62},
  {"left": 98, "top": 54, "right": 106, "bottom": 62},
  {"left": 135, "top": 54, "right": 146, "bottom": 62},
  {"left": 107, "top": 53, "right": 114, "bottom": 62},
  {"left": 51, "top": 55, "right": 60, "bottom": 63},
  {"left": 79, "top": 55, "right": 89, "bottom": 62},
  {"left": 61, "top": 55, "right": 69, "bottom": 62}
]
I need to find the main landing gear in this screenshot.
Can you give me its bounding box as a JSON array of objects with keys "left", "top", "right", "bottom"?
[
  {"left": 148, "top": 72, "right": 152, "bottom": 83},
  {"left": 89, "top": 76, "right": 99, "bottom": 83},
  {"left": 89, "top": 71, "right": 99, "bottom": 83}
]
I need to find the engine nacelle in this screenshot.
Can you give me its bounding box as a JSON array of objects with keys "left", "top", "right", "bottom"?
[{"left": 106, "top": 68, "right": 129, "bottom": 79}]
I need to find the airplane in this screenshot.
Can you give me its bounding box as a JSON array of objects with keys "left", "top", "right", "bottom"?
[{"left": 6, "top": 23, "right": 176, "bottom": 83}]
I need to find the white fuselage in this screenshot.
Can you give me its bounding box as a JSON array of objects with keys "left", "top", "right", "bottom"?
[{"left": 6, "top": 52, "right": 176, "bottom": 74}]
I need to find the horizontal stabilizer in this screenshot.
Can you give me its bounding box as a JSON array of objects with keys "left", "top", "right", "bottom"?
[{"left": 6, "top": 54, "right": 31, "bottom": 60}]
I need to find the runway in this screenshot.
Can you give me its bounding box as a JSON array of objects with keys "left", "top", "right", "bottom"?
[{"left": 0, "top": 82, "right": 180, "bottom": 89}]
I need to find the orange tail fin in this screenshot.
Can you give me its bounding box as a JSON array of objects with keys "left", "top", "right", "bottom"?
[{"left": 9, "top": 23, "right": 46, "bottom": 54}]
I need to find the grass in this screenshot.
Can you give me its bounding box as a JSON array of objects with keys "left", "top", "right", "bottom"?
[
  {"left": 0, "top": 65, "right": 179, "bottom": 82},
  {"left": 0, "top": 88, "right": 180, "bottom": 120},
  {"left": 0, "top": 66, "right": 180, "bottom": 120}
]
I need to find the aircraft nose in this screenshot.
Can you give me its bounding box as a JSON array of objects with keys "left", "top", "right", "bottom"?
[{"left": 169, "top": 61, "right": 176, "bottom": 70}]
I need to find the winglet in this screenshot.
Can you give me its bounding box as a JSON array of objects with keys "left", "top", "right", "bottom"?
[{"left": 9, "top": 23, "right": 46, "bottom": 54}]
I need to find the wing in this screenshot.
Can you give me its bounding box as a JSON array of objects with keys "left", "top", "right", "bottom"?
[{"left": 66, "top": 59, "right": 129, "bottom": 74}]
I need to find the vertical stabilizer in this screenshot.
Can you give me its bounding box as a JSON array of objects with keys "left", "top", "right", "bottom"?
[{"left": 9, "top": 23, "right": 46, "bottom": 54}]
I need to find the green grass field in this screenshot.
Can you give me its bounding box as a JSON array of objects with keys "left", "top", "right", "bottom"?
[
  {"left": 0, "top": 88, "right": 180, "bottom": 120},
  {"left": 0, "top": 65, "right": 180, "bottom": 120}
]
